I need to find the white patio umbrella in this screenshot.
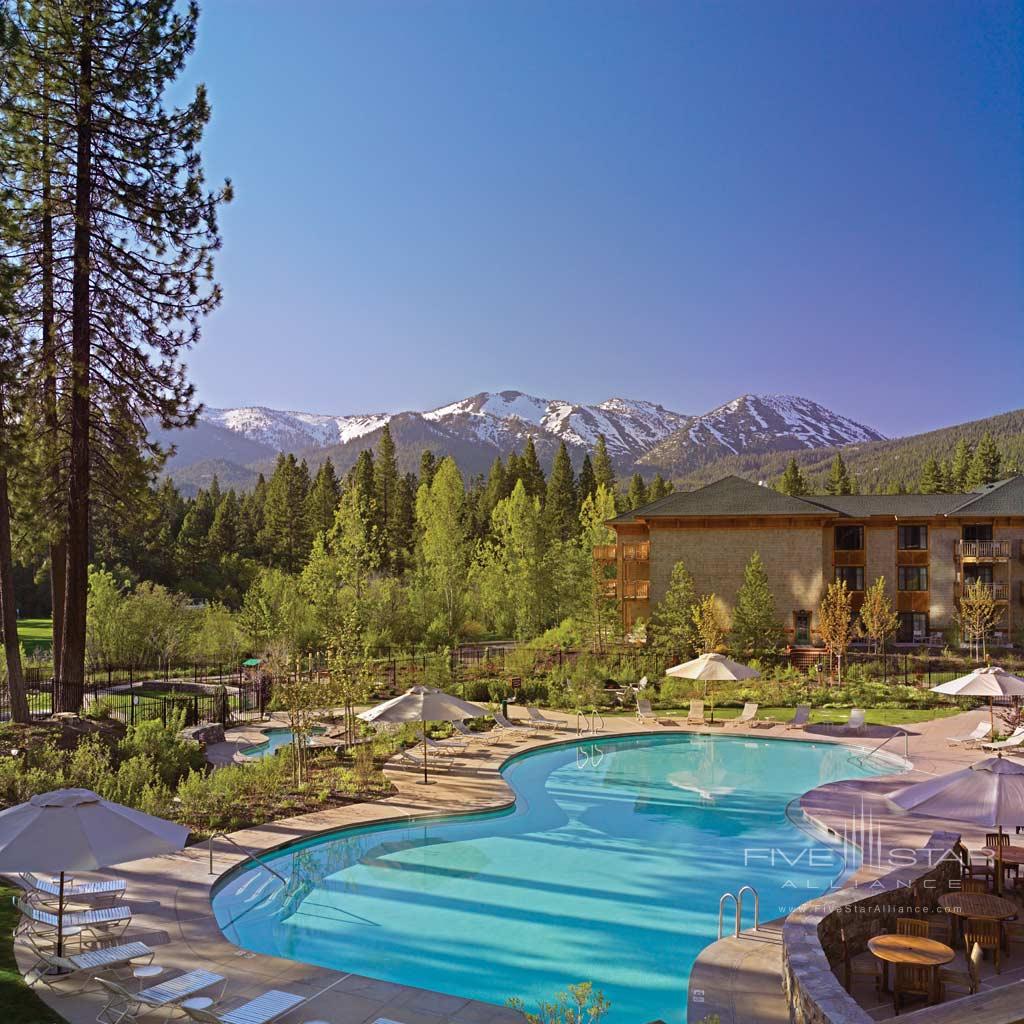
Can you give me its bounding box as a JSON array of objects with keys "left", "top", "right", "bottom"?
[
  {"left": 931, "top": 666, "right": 1024, "bottom": 737},
  {"left": 358, "top": 686, "right": 487, "bottom": 784},
  {"left": 0, "top": 788, "right": 189, "bottom": 957},
  {"left": 887, "top": 755, "right": 1024, "bottom": 893},
  {"left": 665, "top": 653, "right": 760, "bottom": 721}
]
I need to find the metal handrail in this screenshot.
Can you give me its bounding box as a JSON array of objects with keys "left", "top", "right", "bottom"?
[
  {"left": 576, "top": 711, "right": 590, "bottom": 735},
  {"left": 852, "top": 729, "right": 910, "bottom": 769},
  {"left": 717, "top": 892, "right": 737, "bottom": 939},
  {"left": 737, "top": 885, "right": 760, "bottom": 932},
  {"left": 590, "top": 709, "right": 605, "bottom": 734},
  {"left": 208, "top": 831, "right": 287, "bottom": 883}
]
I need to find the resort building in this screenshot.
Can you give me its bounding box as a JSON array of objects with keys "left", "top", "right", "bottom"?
[{"left": 601, "top": 474, "right": 1024, "bottom": 646}]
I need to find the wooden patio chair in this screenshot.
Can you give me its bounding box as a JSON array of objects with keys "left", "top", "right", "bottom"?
[
  {"left": 896, "top": 917, "right": 930, "bottom": 938},
  {"left": 963, "top": 916, "right": 1002, "bottom": 974},
  {"left": 838, "top": 924, "right": 879, "bottom": 994},
  {"left": 939, "top": 942, "right": 983, "bottom": 999}
]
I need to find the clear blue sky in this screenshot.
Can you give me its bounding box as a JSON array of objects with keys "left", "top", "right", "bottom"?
[{"left": 181, "top": 1, "right": 1023, "bottom": 438}]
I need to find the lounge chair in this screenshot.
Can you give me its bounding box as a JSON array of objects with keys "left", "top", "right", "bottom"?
[
  {"left": 26, "top": 940, "right": 153, "bottom": 987},
  {"left": 527, "top": 707, "right": 565, "bottom": 730},
  {"left": 687, "top": 699, "right": 706, "bottom": 726},
  {"left": 725, "top": 703, "right": 759, "bottom": 729},
  {"left": 182, "top": 989, "right": 306, "bottom": 1024},
  {"left": 983, "top": 726, "right": 1024, "bottom": 751},
  {"left": 786, "top": 705, "right": 811, "bottom": 730},
  {"left": 452, "top": 720, "right": 494, "bottom": 744},
  {"left": 424, "top": 737, "right": 460, "bottom": 758},
  {"left": 15, "top": 897, "right": 132, "bottom": 944},
  {"left": 947, "top": 722, "right": 992, "bottom": 747},
  {"left": 21, "top": 872, "right": 126, "bottom": 906},
  {"left": 636, "top": 698, "right": 659, "bottom": 725},
  {"left": 96, "top": 970, "right": 227, "bottom": 1024},
  {"left": 836, "top": 708, "right": 866, "bottom": 736},
  {"left": 492, "top": 710, "right": 540, "bottom": 737},
  {"left": 396, "top": 747, "right": 449, "bottom": 771}
]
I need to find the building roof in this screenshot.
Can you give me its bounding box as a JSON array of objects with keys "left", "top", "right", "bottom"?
[
  {"left": 612, "top": 475, "right": 1024, "bottom": 524},
  {"left": 947, "top": 476, "right": 1024, "bottom": 516},
  {"left": 611, "top": 475, "right": 836, "bottom": 523}
]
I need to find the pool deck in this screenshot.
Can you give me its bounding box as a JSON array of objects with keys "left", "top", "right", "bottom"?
[{"left": 13, "top": 707, "right": 1001, "bottom": 1024}]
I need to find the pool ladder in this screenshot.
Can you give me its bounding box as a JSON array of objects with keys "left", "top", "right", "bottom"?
[
  {"left": 717, "top": 885, "right": 760, "bottom": 939},
  {"left": 576, "top": 709, "right": 605, "bottom": 735}
]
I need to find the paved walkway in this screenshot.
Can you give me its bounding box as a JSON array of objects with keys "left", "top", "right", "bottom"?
[{"left": 13, "top": 707, "right": 1000, "bottom": 1024}]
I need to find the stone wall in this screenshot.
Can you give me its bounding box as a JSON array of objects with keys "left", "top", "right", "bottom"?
[
  {"left": 782, "top": 830, "right": 960, "bottom": 1024},
  {"left": 929, "top": 526, "right": 960, "bottom": 631},
  {"left": 648, "top": 524, "right": 826, "bottom": 628}
]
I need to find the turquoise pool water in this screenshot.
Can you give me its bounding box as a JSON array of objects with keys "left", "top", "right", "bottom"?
[
  {"left": 241, "top": 726, "right": 326, "bottom": 759},
  {"left": 213, "top": 733, "right": 888, "bottom": 1022}
]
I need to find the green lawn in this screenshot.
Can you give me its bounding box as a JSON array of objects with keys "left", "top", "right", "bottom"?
[
  {"left": 16, "top": 619, "right": 52, "bottom": 655},
  {"left": 606, "top": 705, "right": 962, "bottom": 726},
  {"left": 0, "top": 886, "right": 65, "bottom": 1023}
]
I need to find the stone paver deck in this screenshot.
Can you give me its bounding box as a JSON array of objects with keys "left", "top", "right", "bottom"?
[{"left": 12, "top": 706, "right": 1007, "bottom": 1024}]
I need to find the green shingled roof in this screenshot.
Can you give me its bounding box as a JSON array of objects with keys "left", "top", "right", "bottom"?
[{"left": 611, "top": 475, "right": 1024, "bottom": 524}]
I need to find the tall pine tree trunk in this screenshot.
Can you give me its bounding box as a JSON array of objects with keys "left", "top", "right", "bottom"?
[
  {"left": 59, "top": 17, "right": 93, "bottom": 712},
  {"left": 0, "top": 386, "right": 30, "bottom": 724},
  {"left": 40, "top": 75, "right": 65, "bottom": 681}
]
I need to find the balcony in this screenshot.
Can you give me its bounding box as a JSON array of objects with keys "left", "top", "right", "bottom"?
[
  {"left": 956, "top": 540, "right": 1012, "bottom": 561},
  {"left": 593, "top": 544, "right": 617, "bottom": 562},
  {"left": 621, "top": 580, "right": 650, "bottom": 601},
  {"left": 601, "top": 579, "right": 618, "bottom": 598},
  {"left": 622, "top": 541, "right": 650, "bottom": 561},
  {"left": 957, "top": 580, "right": 1010, "bottom": 602}
]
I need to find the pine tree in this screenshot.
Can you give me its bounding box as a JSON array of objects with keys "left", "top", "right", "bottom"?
[
  {"left": 418, "top": 449, "right": 437, "bottom": 489},
  {"left": 392, "top": 473, "right": 417, "bottom": 570},
  {"left": 918, "top": 457, "right": 943, "bottom": 494},
  {"left": 967, "top": 432, "right": 1002, "bottom": 489},
  {"left": 260, "top": 454, "right": 312, "bottom": 572},
  {"left": 520, "top": 438, "right": 546, "bottom": 499},
  {"left": 593, "top": 435, "right": 616, "bottom": 493},
  {"left": 626, "top": 474, "right": 648, "bottom": 510},
  {"left": 778, "top": 458, "right": 808, "bottom": 497},
  {"left": 577, "top": 453, "right": 596, "bottom": 505},
  {"left": 730, "top": 552, "right": 784, "bottom": 660},
  {"left": 938, "top": 459, "right": 955, "bottom": 493},
  {"left": 545, "top": 442, "right": 577, "bottom": 541},
  {"left": 375, "top": 424, "right": 400, "bottom": 567},
  {"left": 207, "top": 490, "right": 240, "bottom": 559},
  {"left": 950, "top": 438, "right": 972, "bottom": 491},
  {"left": 305, "top": 459, "right": 340, "bottom": 540},
  {"left": 577, "top": 484, "right": 619, "bottom": 650},
  {"left": 3, "top": 0, "right": 230, "bottom": 700},
  {"left": 648, "top": 474, "right": 673, "bottom": 502},
  {"left": 825, "top": 453, "right": 853, "bottom": 496},
  {"left": 648, "top": 562, "right": 698, "bottom": 658}
]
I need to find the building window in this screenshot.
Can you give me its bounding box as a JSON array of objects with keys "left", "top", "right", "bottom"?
[
  {"left": 794, "top": 611, "right": 811, "bottom": 645},
  {"left": 898, "top": 567, "right": 929, "bottom": 591},
  {"left": 963, "top": 524, "right": 993, "bottom": 542},
  {"left": 898, "top": 525, "right": 928, "bottom": 550},
  {"left": 964, "top": 565, "right": 993, "bottom": 585},
  {"left": 835, "top": 566, "right": 865, "bottom": 591},
  {"left": 897, "top": 612, "right": 928, "bottom": 643},
  {"left": 834, "top": 525, "right": 864, "bottom": 551}
]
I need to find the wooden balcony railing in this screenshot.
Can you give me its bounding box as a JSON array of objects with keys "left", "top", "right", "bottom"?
[
  {"left": 958, "top": 580, "right": 1010, "bottom": 602},
  {"left": 601, "top": 579, "right": 618, "bottom": 598},
  {"left": 593, "top": 544, "right": 617, "bottom": 562},
  {"left": 622, "top": 541, "right": 650, "bottom": 561},
  {"left": 956, "top": 540, "right": 1012, "bottom": 561},
  {"left": 621, "top": 580, "right": 650, "bottom": 600}
]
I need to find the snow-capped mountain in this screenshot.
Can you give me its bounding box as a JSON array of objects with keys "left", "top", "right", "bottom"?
[
  {"left": 157, "top": 390, "right": 885, "bottom": 494},
  {"left": 638, "top": 394, "right": 885, "bottom": 476},
  {"left": 196, "top": 391, "right": 688, "bottom": 462}
]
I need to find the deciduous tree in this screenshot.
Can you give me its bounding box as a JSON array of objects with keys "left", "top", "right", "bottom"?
[
  {"left": 818, "top": 580, "right": 855, "bottom": 681},
  {"left": 857, "top": 576, "right": 899, "bottom": 655}
]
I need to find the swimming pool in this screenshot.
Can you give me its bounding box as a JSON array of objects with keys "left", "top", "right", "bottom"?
[
  {"left": 213, "top": 733, "right": 890, "bottom": 1023},
  {"left": 240, "top": 726, "right": 326, "bottom": 759}
]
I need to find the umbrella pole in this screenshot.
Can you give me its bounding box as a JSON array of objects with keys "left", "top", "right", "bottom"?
[
  {"left": 997, "top": 825, "right": 1005, "bottom": 895},
  {"left": 422, "top": 723, "right": 428, "bottom": 785},
  {"left": 990, "top": 697, "right": 995, "bottom": 739},
  {"left": 56, "top": 870, "right": 65, "bottom": 959}
]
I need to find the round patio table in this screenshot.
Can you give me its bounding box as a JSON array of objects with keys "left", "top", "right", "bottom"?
[
  {"left": 868, "top": 934, "right": 955, "bottom": 1004},
  {"left": 937, "top": 892, "right": 1017, "bottom": 920},
  {"left": 980, "top": 845, "right": 1024, "bottom": 894}
]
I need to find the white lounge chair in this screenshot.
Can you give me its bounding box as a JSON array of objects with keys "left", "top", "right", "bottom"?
[
  {"left": 21, "top": 872, "right": 126, "bottom": 906},
  {"left": 492, "top": 710, "right": 539, "bottom": 737},
  {"left": 27, "top": 940, "right": 153, "bottom": 987},
  {"left": 452, "top": 720, "right": 494, "bottom": 744},
  {"left": 837, "top": 708, "right": 867, "bottom": 736},
  {"left": 636, "top": 698, "right": 659, "bottom": 725},
  {"left": 983, "top": 727, "right": 1024, "bottom": 751},
  {"left": 527, "top": 706, "right": 565, "bottom": 730},
  {"left": 424, "top": 737, "right": 460, "bottom": 758},
  {"left": 786, "top": 705, "right": 811, "bottom": 730},
  {"left": 396, "top": 747, "right": 449, "bottom": 771},
  {"left": 725, "top": 702, "right": 759, "bottom": 729},
  {"left": 15, "top": 896, "right": 132, "bottom": 944},
  {"left": 687, "top": 699, "right": 706, "bottom": 726},
  {"left": 183, "top": 989, "right": 306, "bottom": 1024},
  {"left": 947, "top": 722, "right": 992, "bottom": 747},
  {"left": 96, "top": 970, "right": 227, "bottom": 1024}
]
